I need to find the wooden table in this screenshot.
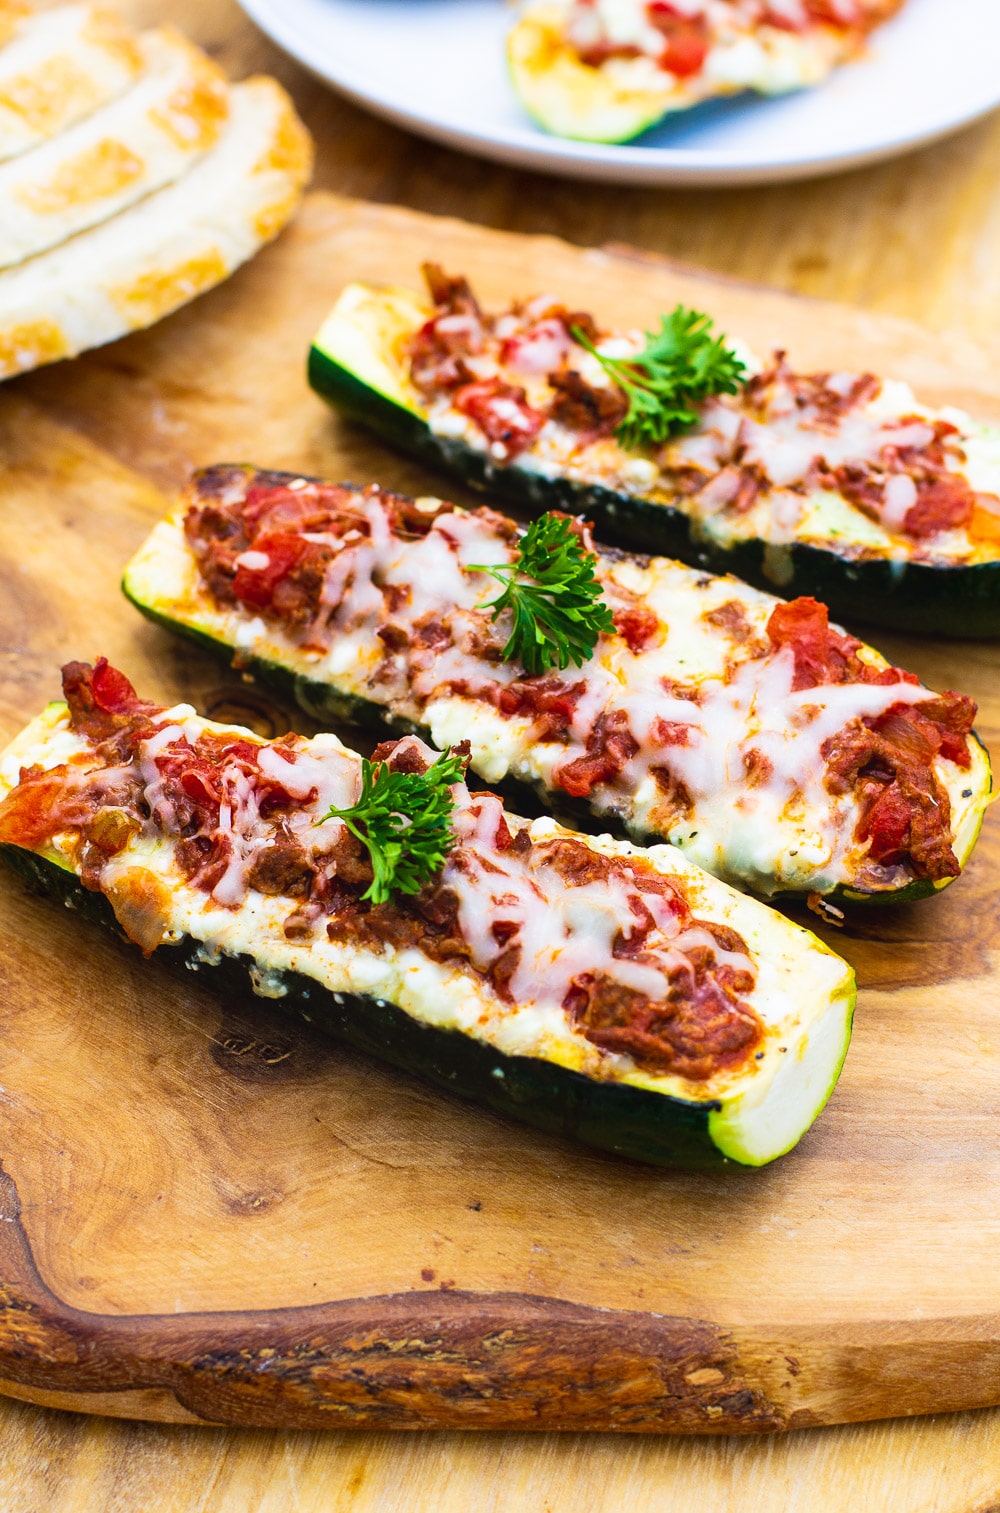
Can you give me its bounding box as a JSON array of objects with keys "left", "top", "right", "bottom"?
[{"left": 5, "top": 1, "right": 1000, "bottom": 1506}]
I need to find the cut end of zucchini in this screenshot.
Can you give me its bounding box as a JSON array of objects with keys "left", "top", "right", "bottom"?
[
  {"left": 311, "top": 283, "right": 430, "bottom": 419},
  {"left": 507, "top": 9, "right": 681, "bottom": 143},
  {"left": 709, "top": 973, "right": 854, "bottom": 1166},
  {"left": 691, "top": 877, "right": 856, "bottom": 1166}
]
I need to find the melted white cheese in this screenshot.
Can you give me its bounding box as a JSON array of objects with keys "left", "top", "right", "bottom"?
[
  {"left": 322, "top": 284, "right": 1000, "bottom": 572},
  {"left": 0, "top": 702, "right": 855, "bottom": 1117},
  {"left": 425, "top": 361, "right": 997, "bottom": 569},
  {"left": 126, "top": 499, "right": 991, "bottom": 898},
  {"left": 511, "top": 0, "right": 876, "bottom": 139}
]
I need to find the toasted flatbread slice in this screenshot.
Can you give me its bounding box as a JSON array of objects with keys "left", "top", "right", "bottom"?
[
  {"left": 0, "top": 27, "right": 229, "bottom": 270},
  {"left": 0, "top": 4, "right": 141, "bottom": 163},
  {"left": 509, "top": 0, "right": 906, "bottom": 143},
  {"left": 0, "top": 76, "right": 313, "bottom": 380}
]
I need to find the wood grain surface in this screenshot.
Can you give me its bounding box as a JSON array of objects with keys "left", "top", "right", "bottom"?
[
  {"left": 1, "top": 190, "right": 1000, "bottom": 1448},
  {"left": 3, "top": 0, "right": 1000, "bottom": 1505}
]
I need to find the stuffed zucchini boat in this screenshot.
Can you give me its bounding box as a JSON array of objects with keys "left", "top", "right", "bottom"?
[
  {"left": 123, "top": 465, "right": 992, "bottom": 907},
  {"left": 508, "top": 0, "right": 905, "bottom": 144},
  {"left": 307, "top": 269, "right": 1000, "bottom": 636},
  {"left": 0, "top": 660, "right": 857, "bottom": 1168}
]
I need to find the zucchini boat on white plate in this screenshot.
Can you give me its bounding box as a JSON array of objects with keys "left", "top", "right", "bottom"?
[
  {"left": 308, "top": 270, "right": 1000, "bottom": 636},
  {"left": 0, "top": 661, "right": 856, "bottom": 1168},
  {"left": 123, "top": 465, "right": 992, "bottom": 908},
  {"left": 507, "top": 0, "right": 906, "bottom": 143}
]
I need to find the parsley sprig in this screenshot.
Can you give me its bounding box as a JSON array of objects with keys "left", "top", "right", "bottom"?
[
  {"left": 471, "top": 512, "right": 614, "bottom": 677},
  {"left": 319, "top": 750, "right": 465, "bottom": 906},
  {"left": 572, "top": 305, "right": 746, "bottom": 451}
]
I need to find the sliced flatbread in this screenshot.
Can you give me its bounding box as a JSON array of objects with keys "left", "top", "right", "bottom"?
[
  {"left": 0, "top": 4, "right": 141, "bottom": 164},
  {"left": 0, "top": 76, "right": 313, "bottom": 380},
  {"left": 0, "top": 26, "right": 229, "bottom": 271}
]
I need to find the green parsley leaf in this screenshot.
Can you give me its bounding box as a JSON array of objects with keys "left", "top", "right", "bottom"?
[
  {"left": 571, "top": 306, "right": 746, "bottom": 451},
  {"left": 319, "top": 749, "right": 465, "bottom": 906},
  {"left": 471, "top": 512, "right": 615, "bottom": 677}
]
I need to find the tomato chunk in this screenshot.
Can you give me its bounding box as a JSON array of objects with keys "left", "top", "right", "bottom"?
[
  {"left": 556, "top": 710, "right": 639, "bottom": 798},
  {"left": 647, "top": 5, "right": 710, "bottom": 77},
  {"left": 904, "top": 476, "right": 974, "bottom": 540},
  {"left": 613, "top": 606, "right": 660, "bottom": 653},
  {"left": 231, "top": 532, "right": 308, "bottom": 610},
  {"left": 454, "top": 379, "right": 545, "bottom": 459},
  {"left": 766, "top": 597, "right": 860, "bottom": 690}
]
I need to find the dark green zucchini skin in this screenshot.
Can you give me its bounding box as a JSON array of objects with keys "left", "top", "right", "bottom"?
[
  {"left": 1, "top": 842, "right": 739, "bottom": 1170},
  {"left": 307, "top": 348, "right": 1000, "bottom": 640},
  {"left": 124, "top": 576, "right": 975, "bottom": 911}
]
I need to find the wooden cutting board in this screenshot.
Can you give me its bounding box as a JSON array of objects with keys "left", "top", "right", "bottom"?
[{"left": 0, "top": 191, "right": 999, "bottom": 1435}]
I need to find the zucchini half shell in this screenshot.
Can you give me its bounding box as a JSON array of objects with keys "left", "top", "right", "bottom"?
[
  {"left": 506, "top": 5, "right": 857, "bottom": 145},
  {"left": 122, "top": 486, "right": 993, "bottom": 912},
  {"left": 307, "top": 285, "right": 1000, "bottom": 639},
  {"left": 0, "top": 706, "right": 856, "bottom": 1170},
  {"left": 506, "top": 8, "right": 708, "bottom": 145}
]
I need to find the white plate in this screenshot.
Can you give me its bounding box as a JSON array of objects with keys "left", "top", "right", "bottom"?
[{"left": 239, "top": 0, "right": 1000, "bottom": 187}]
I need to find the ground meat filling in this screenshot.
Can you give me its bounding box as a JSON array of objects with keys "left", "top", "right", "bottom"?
[
  {"left": 768, "top": 598, "right": 975, "bottom": 878},
  {"left": 549, "top": 369, "right": 629, "bottom": 441},
  {"left": 565, "top": 974, "right": 757, "bottom": 1081},
  {"left": 0, "top": 661, "right": 764, "bottom": 1081},
  {"left": 541, "top": 836, "right": 759, "bottom": 1078},
  {"left": 183, "top": 469, "right": 976, "bottom": 888},
  {"left": 405, "top": 269, "right": 999, "bottom": 550},
  {"left": 184, "top": 469, "right": 438, "bottom": 633},
  {"left": 184, "top": 469, "right": 621, "bottom": 740},
  {"left": 556, "top": 710, "right": 640, "bottom": 799}
]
